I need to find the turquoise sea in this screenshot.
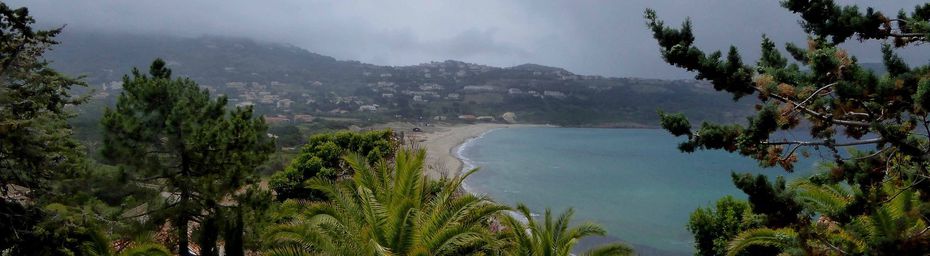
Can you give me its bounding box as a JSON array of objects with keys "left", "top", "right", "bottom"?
[{"left": 459, "top": 127, "right": 816, "bottom": 255}]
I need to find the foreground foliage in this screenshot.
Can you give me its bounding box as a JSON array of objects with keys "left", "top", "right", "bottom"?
[
  {"left": 0, "top": 2, "right": 107, "bottom": 254},
  {"left": 266, "top": 148, "right": 632, "bottom": 255},
  {"left": 499, "top": 204, "right": 632, "bottom": 256},
  {"left": 686, "top": 196, "right": 771, "bottom": 256},
  {"left": 267, "top": 149, "right": 509, "bottom": 255},
  {"left": 101, "top": 59, "right": 275, "bottom": 255},
  {"left": 648, "top": 0, "right": 930, "bottom": 255},
  {"left": 269, "top": 130, "right": 396, "bottom": 201}
]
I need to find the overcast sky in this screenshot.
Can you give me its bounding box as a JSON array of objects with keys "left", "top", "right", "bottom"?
[{"left": 10, "top": 0, "right": 929, "bottom": 79}]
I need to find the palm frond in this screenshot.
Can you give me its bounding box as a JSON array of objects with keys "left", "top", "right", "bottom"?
[
  {"left": 118, "top": 242, "right": 172, "bottom": 256},
  {"left": 503, "top": 203, "right": 631, "bottom": 256},
  {"left": 267, "top": 148, "right": 506, "bottom": 255},
  {"left": 791, "top": 180, "right": 852, "bottom": 217},
  {"left": 582, "top": 243, "right": 634, "bottom": 256},
  {"left": 727, "top": 228, "right": 800, "bottom": 256}
]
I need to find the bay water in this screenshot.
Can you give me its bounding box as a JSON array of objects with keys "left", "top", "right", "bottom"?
[{"left": 460, "top": 127, "right": 817, "bottom": 255}]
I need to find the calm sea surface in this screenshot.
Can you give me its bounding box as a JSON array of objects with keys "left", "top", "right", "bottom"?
[{"left": 460, "top": 127, "right": 816, "bottom": 255}]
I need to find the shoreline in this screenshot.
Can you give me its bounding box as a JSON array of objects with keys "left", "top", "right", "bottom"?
[
  {"left": 370, "top": 122, "right": 651, "bottom": 180},
  {"left": 420, "top": 125, "right": 689, "bottom": 256},
  {"left": 417, "top": 123, "right": 545, "bottom": 179},
  {"left": 415, "top": 123, "right": 685, "bottom": 255},
  {"left": 401, "top": 123, "right": 689, "bottom": 255}
]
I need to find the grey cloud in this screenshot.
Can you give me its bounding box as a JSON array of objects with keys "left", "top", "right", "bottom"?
[
  {"left": 423, "top": 29, "right": 531, "bottom": 60},
  {"left": 9, "top": 0, "right": 929, "bottom": 79}
]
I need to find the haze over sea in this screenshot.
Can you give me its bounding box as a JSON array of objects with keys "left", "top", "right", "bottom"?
[{"left": 460, "top": 127, "right": 817, "bottom": 255}]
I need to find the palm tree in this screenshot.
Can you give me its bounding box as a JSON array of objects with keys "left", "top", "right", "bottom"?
[
  {"left": 266, "top": 149, "right": 509, "bottom": 255},
  {"left": 498, "top": 204, "right": 632, "bottom": 256},
  {"left": 79, "top": 230, "right": 172, "bottom": 256},
  {"left": 726, "top": 180, "right": 930, "bottom": 255},
  {"left": 117, "top": 243, "right": 173, "bottom": 256}
]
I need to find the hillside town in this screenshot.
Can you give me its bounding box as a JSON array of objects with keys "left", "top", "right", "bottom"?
[{"left": 88, "top": 59, "right": 717, "bottom": 129}]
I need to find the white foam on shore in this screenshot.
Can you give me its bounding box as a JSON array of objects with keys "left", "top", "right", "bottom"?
[
  {"left": 453, "top": 127, "right": 541, "bottom": 223},
  {"left": 454, "top": 128, "right": 500, "bottom": 195}
]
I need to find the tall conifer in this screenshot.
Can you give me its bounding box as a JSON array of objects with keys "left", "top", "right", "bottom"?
[{"left": 102, "top": 59, "right": 273, "bottom": 255}]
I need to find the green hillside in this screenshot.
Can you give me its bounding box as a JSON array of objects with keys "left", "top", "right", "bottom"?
[{"left": 50, "top": 32, "right": 753, "bottom": 129}]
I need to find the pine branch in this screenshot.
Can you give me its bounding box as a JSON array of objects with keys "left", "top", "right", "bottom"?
[
  {"left": 788, "top": 82, "right": 836, "bottom": 114},
  {"left": 763, "top": 138, "right": 884, "bottom": 147},
  {"left": 882, "top": 178, "right": 925, "bottom": 204},
  {"left": 761, "top": 87, "right": 871, "bottom": 127},
  {"left": 134, "top": 174, "right": 171, "bottom": 182},
  {"left": 843, "top": 147, "right": 890, "bottom": 161},
  {"left": 816, "top": 235, "right": 851, "bottom": 255},
  {"left": 120, "top": 201, "right": 180, "bottom": 220}
]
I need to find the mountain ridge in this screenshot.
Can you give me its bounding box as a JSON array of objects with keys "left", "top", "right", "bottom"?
[{"left": 50, "top": 31, "right": 752, "bottom": 127}]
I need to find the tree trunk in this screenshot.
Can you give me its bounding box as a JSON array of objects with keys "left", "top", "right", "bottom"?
[
  {"left": 199, "top": 214, "right": 220, "bottom": 256},
  {"left": 177, "top": 202, "right": 191, "bottom": 256},
  {"left": 178, "top": 154, "right": 193, "bottom": 256},
  {"left": 224, "top": 208, "right": 245, "bottom": 256}
]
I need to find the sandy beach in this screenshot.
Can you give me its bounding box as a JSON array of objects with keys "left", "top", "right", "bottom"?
[
  {"left": 370, "top": 122, "right": 539, "bottom": 179},
  {"left": 369, "top": 122, "right": 548, "bottom": 179},
  {"left": 421, "top": 123, "right": 523, "bottom": 179}
]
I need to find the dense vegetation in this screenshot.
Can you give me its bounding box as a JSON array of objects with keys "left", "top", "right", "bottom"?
[
  {"left": 15, "top": 0, "right": 930, "bottom": 254},
  {"left": 0, "top": 3, "right": 173, "bottom": 255},
  {"left": 266, "top": 149, "right": 631, "bottom": 256},
  {"left": 268, "top": 130, "right": 396, "bottom": 201},
  {"left": 0, "top": 3, "right": 633, "bottom": 255},
  {"left": 649, "top": 0, "right": 930, "bottom": 255},
  {"left": 101, "top": 58, "right": 275, "bottom": 255},
  {"left": 268, "top": 149, "right": 507, "bottom": 255}
]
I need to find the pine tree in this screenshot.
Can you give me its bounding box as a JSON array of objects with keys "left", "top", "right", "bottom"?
[
  {"left": 647, "top": 1, "right": 930, "bottom": 254},
  {"left": 101, "top": 59, "right": 274, "bottom": 255},
  {"left": 0, "top": 2, "right": 98, "bottom": 253},
  {"left": 0, "top": 2, "right": 85, "bottom": 209}
]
